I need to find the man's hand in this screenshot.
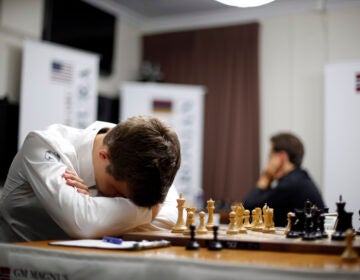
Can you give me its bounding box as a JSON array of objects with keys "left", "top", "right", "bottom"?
[
  {"left": 257, "top": 154, "right": 282, "bottom": 190},
  {"left": 62, "top": 169, "right": 90, "bottom": 195},
  {"left": 265, "top": 153, "right": 283, "bottom": 178}
]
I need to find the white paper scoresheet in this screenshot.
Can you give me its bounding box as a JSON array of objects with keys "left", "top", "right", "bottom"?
[{"left": 50, "top": 239, "right": 171, "bottom": 250}]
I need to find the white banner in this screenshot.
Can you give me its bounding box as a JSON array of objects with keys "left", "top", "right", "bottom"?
[
  {"left": 120, "top": 82, "right": 206, "bottom": 208},
  {"left": 324, "top": 61, "right": 360, "bottom": 230},
  {"left": 18, "top": 40, "right": 99, "bottom": 146}
]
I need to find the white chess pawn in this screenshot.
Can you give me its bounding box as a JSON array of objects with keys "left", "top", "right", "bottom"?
[
  {"left": 196, "top": 211, "right": 209, "bottom": 234},
  {"left": 226, "top": 211, "right": 239, "bottom": 235},
  {"left": 206, "top": 198, "right": 215, "bottom": 230},
  {"left": 341, "top": 229, "right": 358, "bottom": 262},
  {"left": 243, "top": 209, "right": 251, "bottom": 229}
]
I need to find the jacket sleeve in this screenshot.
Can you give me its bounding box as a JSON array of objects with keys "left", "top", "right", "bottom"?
[
  {"left": 132, "top": 185, "right": 179, "bottom": 232},
  {"left": 19, "top": 133, "right": 152, "bottom": 238}
]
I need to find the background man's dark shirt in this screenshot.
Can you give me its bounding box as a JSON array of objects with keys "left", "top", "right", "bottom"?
[{"left": 243, "top": 168, "right": 325, "bottom": 226}]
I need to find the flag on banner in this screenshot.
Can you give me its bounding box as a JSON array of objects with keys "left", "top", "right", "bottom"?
[
  {"left": 152, "top": 99, "right": 172, "bottom": 113},
  {"left": 356, "top": 73, "right": 360, "bottom": 93},
  {"left": 51, "top": 60, "right": 73, "bottom": 84}
]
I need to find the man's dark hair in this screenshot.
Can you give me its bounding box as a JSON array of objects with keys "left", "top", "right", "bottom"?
[
  {"left": 271, "top": 133, "right": 304, "bottom": 167},
  {"left": 103, "top": 115, "right": 181, "bottom": 207}
]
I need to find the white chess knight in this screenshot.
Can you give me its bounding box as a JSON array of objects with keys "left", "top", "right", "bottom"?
[
  {"left": 226, "top": 211, "right": 239, "bottom": 235},
  {"left": 235, "top": 204, "right": 247, "bottom": 233}
]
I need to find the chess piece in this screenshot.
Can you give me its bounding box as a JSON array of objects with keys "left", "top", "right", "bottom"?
[
  {"left": 252, "top": 208, "right": 263, "bottom": 231},
  {"left": 243, "top": 209, "right": 251, "bottom": 229},
  {"left": 183, "top": 209, "right": 196, "bottom": 235},
  {"left": 357, "top": 210, "right": 360, "bottom": 236},
  {"left": 206, "top": 198, "right": 215, "bottom": 230},
  {"left": 332, "top": 195, "right": 354, "bottom": 241},
  {"left": 261, "top": 203, "right": 267, "bottom": 225},
  {"left": 318, "top": 212, "right": 328, "bottom": 238},
  {"left": 208, "top": 225, "right": 222, "bottom": 251},
  {"left": 286, "top": 212, "right": 300, "bottom": 238},
  {"left": 235, "top": 204, "right": 247, "bottom": 233},
  {"left": 313, "top": 208, "right": 327, "bottom": 239},
  {"left": 196, "top": 211, "right": 209, "bottom": 234},
  {"left": 341, "top": 229, "right": 358, "bottom": 262},
  {"left": 302, "top": 211, "right": 316, "bottom": 241},
  {"left": 284, "top": 212, "right": 293, "bottom": 235},
  {"left": 231, "top": 205, "right": 239, "bottom": 230},
  {"left": 186, "top": 224, "right": 200, "bottom": 250},
  {"left": 248, "top": 209, "right": 257, "bottom": 229},
  {"left": 262, "top": 207, "right": 275, "bottom": 233},
  {"left": 293, "top": 208, "right": 305, "bottom": 237},
  {"left": 226, "top": 211, "right": 239, "bottom": 235},
  {"left": 171, "top": 193, "right": 187, "bottom": 233},
  {"left": 302, "top": 201, "right": 316, "bottom": 241}
]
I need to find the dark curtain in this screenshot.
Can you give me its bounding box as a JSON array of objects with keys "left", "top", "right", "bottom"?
[{"left": 143, "top": 23, "right": 260, "bottom": 204}]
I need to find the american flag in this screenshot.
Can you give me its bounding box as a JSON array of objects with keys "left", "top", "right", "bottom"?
[{"left": 51, "top": 61, "right": 73, "bottom": 84}]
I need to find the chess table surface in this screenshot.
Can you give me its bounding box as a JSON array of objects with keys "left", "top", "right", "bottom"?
[
  {"left": 13, "top": 240, "right": 360, "bottom": 272},
  {"left": 121, "top": 226, "right": 360, "bottom": 255}
]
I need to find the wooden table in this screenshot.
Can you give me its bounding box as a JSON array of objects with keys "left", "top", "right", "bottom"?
[
  {"left": 14, "top": 240, "right": 360, "bottom": 271},
  {"left": 0, "top": 240, "right": 359, "bottom": 280}
]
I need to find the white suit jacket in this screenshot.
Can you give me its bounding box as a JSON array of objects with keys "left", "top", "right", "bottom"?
[{"left": 0, "top": 122, "right": 178, "bottom": 242}]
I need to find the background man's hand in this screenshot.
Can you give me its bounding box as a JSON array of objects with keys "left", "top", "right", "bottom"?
[{"left": 257, "top": 153, "right": 283, "bottom": 190}]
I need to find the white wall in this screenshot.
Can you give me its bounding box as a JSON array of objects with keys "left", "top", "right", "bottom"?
[
  {"left": 0, "top": 0, "right": 43, "bottom": 38},
  {"left": 260, "top": 8, "right": 360, "bottom": 191},
  {"left": 0, "top": 0, "right": 43, "bottom": 102},
  {"left": 259, "top": 13, "right": 326, "bottom": 188}
]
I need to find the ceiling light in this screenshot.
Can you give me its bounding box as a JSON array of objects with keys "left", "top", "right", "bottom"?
[{"left": 215, "top": 0, "right": 275, "bottom": 8}]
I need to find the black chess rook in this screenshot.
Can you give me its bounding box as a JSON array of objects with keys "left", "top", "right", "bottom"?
[{"left": 331, "top": 195, "right": 354, "bottom": 241}]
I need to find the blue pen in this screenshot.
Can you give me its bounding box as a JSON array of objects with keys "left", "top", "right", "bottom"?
[{"left": 102, "top": 236, "right": 123, "bottom": 244}]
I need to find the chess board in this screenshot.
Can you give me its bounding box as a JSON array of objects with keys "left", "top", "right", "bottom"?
[{"left": 122, "top": 226, "right": 360, "bottom": 255}]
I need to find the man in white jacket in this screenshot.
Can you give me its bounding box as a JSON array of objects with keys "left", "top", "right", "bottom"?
[{"left": 0, "top": 116, "right": 181, "bottom": 242}]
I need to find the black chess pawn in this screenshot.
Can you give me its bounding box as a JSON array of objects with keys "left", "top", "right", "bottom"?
[
  {"left": 208, "top": 225, "right": 222, "bottom": 251},
  {"left": 186, "top": 224, "right": 200, "bottom": 250}
]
